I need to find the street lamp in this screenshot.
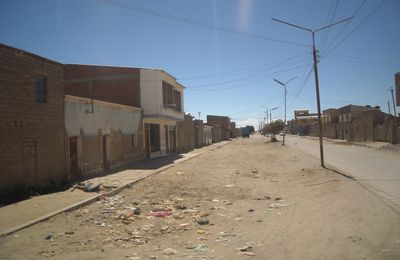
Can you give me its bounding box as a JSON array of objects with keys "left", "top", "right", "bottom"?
[
  {"left": 273, "top": 77, "right": 297, "bottom": 146},
  {"left": 271, "top": 16, "right": 352, "bottom": 167},
  {"left": 270, "top": 107, "right": 278, "bottom": 124}
]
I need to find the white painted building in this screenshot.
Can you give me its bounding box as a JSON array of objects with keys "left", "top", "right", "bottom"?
[
  {"left": 64, "top": 95, "right": 143, "bottom": 179},
  {"left": 140, "top": 69, "right": 185, "bottom": 158}
]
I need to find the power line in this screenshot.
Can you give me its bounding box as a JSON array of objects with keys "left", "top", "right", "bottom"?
[
  {"left": 287, "top": 65, "right": 313, "bottom": 108},
  {"left": 186, "top": 63, "right": 311, "bottom": 90},
  {"left": 320, "top": 0, "right": 340, "bottom": 50},
  {"left": 322, "top": 0, "right": 367, "bottom": 55},
  {"left": 96, "top": 0, "right": 310, "bottom": 48},
  {"left": 323, "top": 0, "right": 388, "bottom": 56},
  {"left": 178, "top": 51, "right": 308, "bottom": 81}
]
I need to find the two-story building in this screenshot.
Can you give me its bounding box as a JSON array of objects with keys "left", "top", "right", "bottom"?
[
  {"left": 140, "top": 69, "right": 184, "bottom": 158},
  {"left": 322, "top": 108, "right": 339, "bottom": 138},
  {"left": 338, "top": 104, "right": 367, "bottom": 140}
]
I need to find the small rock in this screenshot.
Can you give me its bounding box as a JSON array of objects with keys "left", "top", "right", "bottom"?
[
  {"left": 149, "top": 256, "right": 157, "bottom": 259},
  {"left": 257, "top": 219, "right": 263, "bottom": 222},
  {"left": 197, "top": 229, "right": 206, "bottom": 234},
  {"left": 248, "top": 209, "right": 255, "bottom": 212},
  {"left": 197, "top": 218, "right": 210, "bottom": 225},
  {"left": 162, "top": 248, "right": 178, "bottom": 255},
  {"left": 133, "top": 208, "right": 141, "bottom": 215},
  {"left": 251, "top": 170, "right": 258, "bottom": 173},
  {"left": 65, "top": 230, "right": 74, "bottom": 235}
]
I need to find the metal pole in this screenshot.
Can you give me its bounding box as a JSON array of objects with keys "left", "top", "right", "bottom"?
[
  {"left": 271, "top": 17, "right": 352, "bottom": 167},
  {"left": 391, "top": 87, "right": 397, "bottom": 118},
  {"left": 388, "top": 100, "right": 391, "bottom": 115},
  {"left": 312, "top": 33, "right": 325, "bottom": 167},
  {"left": 283, "top": 85, "right": 287, "bottom": 145}
]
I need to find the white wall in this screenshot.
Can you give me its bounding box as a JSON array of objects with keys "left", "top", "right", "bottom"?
[
  {"left": 140, "top": 69, "right": 184, "bottom": 120},
  {"left": 65, "top": 97, "right": 142, "bottom": 136},
  {"left": 140, "top": 69, "right": 162, "bottom": 116}
]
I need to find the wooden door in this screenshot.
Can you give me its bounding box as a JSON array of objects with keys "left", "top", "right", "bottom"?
[
  {"left": 102, "top": 135, "right": 110, "bottom": 170},
  {"left": 165, "top": 125, "right": 169, "bottom": 154},
  {"left": 144, "top": 127, "right": 150, "bottom": 158},
  {"left": 69, "top": 137, "right": 79, "bottom": 180}
]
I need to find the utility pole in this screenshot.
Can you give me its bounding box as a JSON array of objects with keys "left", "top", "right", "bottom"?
[
  {"left": 391, "top": 87, "right": 397, "bottom": 118},
  {"left": 272, "top": 16, "right": 352, "bottom": 168},
  {"left": 273, "top": 77, "right": 297, "bottom": 146},
  {"left": 388, "top": 100, "right": 391, "bottom": 115},
  {"left": 198, "top": 111, "right": 201, "bottom": 120}
]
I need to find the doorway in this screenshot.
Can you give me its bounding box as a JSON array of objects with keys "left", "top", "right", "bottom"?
[{"left": 69, "top": 137, "right": 79, "bottom": 180}]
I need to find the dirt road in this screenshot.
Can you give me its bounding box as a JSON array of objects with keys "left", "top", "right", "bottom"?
[{"left": 1, "top": 135, "right": 399, "bottom": 259}]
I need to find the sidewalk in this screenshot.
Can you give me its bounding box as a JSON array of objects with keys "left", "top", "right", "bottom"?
[
  {"left": 297, "top": 135, "right": 394, "bottom": 150},
  {"left": 0, "top": 140, "right": 232, "bottom": 237}
]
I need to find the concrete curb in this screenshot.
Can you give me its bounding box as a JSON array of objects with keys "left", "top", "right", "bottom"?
[{"left": 0, "top": 140, "right": 232, "bottom": 238}]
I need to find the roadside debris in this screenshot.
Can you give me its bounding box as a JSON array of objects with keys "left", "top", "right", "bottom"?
[
  {"left": 197, "top": 218, "right": 210, "bottom": 225},
  {"left": 73, "top": 182, "right": 100, "bottom": 192},
  {"left": 194, "top": 244, "right": 208, "bottom": 252}
]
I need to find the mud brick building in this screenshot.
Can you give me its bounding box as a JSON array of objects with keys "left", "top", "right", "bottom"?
[
  {"left": 207, "top": 115, "right": 231, "bottom": 140},
  {"left": 176, "top": 114, "right": 194, "bottom": 153},
  {"left": 0, "top": 44, "right": 67, "bottom": 192},
  {"left": 63, "top": 65, "right": 144, "bottom": 179}
]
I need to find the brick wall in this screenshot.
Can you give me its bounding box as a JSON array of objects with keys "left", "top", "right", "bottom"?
[
  {"left": 64, "top": 64, "right": 141, "bottom": 108},
  {"left": 0, "top": 44, "right": 67, "bottom": 191}
]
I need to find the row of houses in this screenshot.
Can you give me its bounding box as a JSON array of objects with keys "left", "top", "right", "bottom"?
[
  {"left": 288, "top": 105, "right": 399, "bottom": 143},
  {"left": 0, "top": 44, "right": 239, "bottom": 194}
]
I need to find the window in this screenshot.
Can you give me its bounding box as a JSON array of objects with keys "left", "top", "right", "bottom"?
[
  {"left": 162, "top": 81, "right": 173, "bottom": 106},
  {"left": 174, "top": 89, "right": 181, "bottom": 112},
  {"left": 35, "top": 75, "right": 47, "bottom": 103}
]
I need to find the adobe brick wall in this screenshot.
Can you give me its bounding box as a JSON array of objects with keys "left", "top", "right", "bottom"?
[
  {"left": 0, "top": 44, "right": 67, "bottom": 191},
  {"left": 64, "top": 64, "right": 141, "bottom": 108}
]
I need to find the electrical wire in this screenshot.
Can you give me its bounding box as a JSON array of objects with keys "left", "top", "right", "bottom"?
[
  {"left": 178, "top": 51, "right": 308, "bottom": 81},
  {"left": 321, "top": 0, "right": 367, "bottom": 55},
  {"left": 186, "top": 63, "right": 311, "bottom": 90},
  {"left": 96, "top": 0, "right": 310, "bottom": 48},
  {"left": 323, "top": 0, "right": 388, "bottom": 56}
]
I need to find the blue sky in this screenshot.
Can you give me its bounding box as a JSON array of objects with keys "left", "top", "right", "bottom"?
[{"left": 1, "top": 0, "right": 399, "bottom": 127}]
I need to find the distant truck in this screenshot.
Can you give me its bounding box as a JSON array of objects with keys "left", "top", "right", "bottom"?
[{"left": 241, "top": 127, "right": 250, "bottom": 138}]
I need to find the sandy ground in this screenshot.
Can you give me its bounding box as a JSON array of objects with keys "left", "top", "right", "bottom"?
[{"left": 0, "top": 135, "right": 399, "bottom": 259}]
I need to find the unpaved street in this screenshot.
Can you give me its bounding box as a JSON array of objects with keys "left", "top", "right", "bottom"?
[
  {"left": 285, "top": 135, "right": 400, "bottom": 209},
  {"left": 1, "top": 135, "right": 399, "bottom": 259}
]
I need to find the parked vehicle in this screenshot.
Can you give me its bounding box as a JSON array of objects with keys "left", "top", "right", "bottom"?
[{"left": 241, "top": 127, "right": 250, "bottom": 138}]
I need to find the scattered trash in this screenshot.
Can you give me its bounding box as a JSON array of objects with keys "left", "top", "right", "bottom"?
[
  {"left": 74, "top": 182, "right": 100, "bottom": 192},
  {"left": 196, "top": 229, "right": 206, "bottom": 234},
  {"left": 194, "top": 244, "right": 208, "bottom": 252},
  {"left": 225, "top": 184, "right": 236, "bottom": 188},
  {"left": 239, "top": 244, "right": 254, "bottom": 252},
  {"left": 176, "top": 171, "right": 183, "bottom": 175},
  {"left": 267, "top": 202, "right": 290, "bottom": 209},
  {"left": 151, "top": 210, "right": 172, "bottom": 218},
  {"left": 162, "top": 248, "right": 178, "bottom": 255},
  {"left": 14, "top": 234, "right": 20, "bottom": 238},
  {"left": 44, "top": 234, "right": 54, "bottom": 240},
  {"left": 197, "top": 218, "right": 210, "bottom": 225},
  {"left": 239, "top": 252, "right": 256, "bottom": 256},
  {"left": 175, "top": 204, "right": 187, "bottom": 210},
  {"left": 179, "top": 223, "right": 190, "bottom": 227}
]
